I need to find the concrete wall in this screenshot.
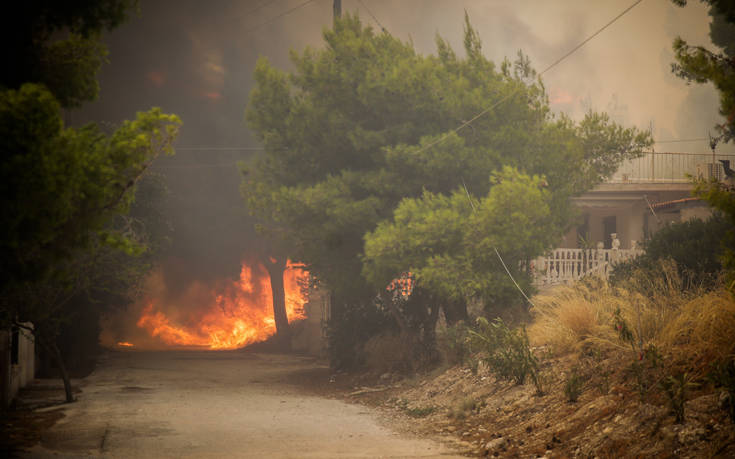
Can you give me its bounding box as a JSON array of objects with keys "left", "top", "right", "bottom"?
[{"left": 1, "top": 323, "right": 35, "bottom": 408}]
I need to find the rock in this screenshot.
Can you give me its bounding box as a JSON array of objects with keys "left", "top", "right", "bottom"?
[{"left": 485, "top": 436, "right": 506, "bottom": 452}]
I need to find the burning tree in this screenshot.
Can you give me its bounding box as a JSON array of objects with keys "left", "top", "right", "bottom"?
[{"left": 242, "top": 13, "right": 650, "bottom": 368}]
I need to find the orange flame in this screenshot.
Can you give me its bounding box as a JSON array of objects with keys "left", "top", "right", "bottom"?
[
  {"left": 136, "top": 260, "right": 308, "bottom": 350},
  {"left": 117, "top": 341, "right": 135, "bottom": 347}
]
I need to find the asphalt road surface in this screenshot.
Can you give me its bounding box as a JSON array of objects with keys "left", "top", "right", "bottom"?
[{"left": 24, "top": 351, "right": 460, "bottom": 458}]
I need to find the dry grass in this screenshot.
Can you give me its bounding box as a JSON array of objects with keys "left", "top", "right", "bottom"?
[
  {"left": 659, "top": 290, "right": 735, "bottom": 371},
  {"left": 528, "top": 260, "right": 729, "bottom": 366}
]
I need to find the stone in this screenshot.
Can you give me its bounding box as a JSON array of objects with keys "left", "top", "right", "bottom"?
[{"left": 485, "top": 436, "right": 506, "bottom": 452}]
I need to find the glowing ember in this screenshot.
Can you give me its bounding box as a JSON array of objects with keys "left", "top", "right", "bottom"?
[
  {"left": 136, "top": 260, "right": 308, "bottom": 349},
  {"left": 117, "top": 341, "right": 135, "bottom": 347}
]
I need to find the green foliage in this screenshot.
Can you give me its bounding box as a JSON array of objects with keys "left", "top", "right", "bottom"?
[
  {"left": 404, "top": 405, "right": 436, "bottom": 418},
  {"left": 564, "top": 366, "right": 585, "bottom": 402},
  {"left": 625, "top": 345, "right": 663, "bottom": 401},
  {"left": 660, "top": 372, "right": 697, "bottom": 424},
  {"left": 243, "top": 12, "right": 650, "bottom": 364},
  {"left": 438, "top": 321, "right": 471, "bottom": 365},
  {"left": 1, "top": 0, "right": 138, "bottom": 108},
  {"left": 613, "top": 307, "right": 636, "bottom": 350},
  {"left": 0, "top": 84, "right": 180, "bottom": 291},
  {"left": 671, "top": 0, "right": 735, "bottom": 141},
  {"left": 469, "top": 317, "right": 539, "bottom": 387},
  {"left": 693, "top": 181, "right": 735, "bottom": 293},
  {"left": 36, "top": 34, "right": 109, "bottom": 108},
  {"left": 610, "top": 215, "right": 732, "bottom": 290},
  {"left": 363, "top": 167, "right": 562, "bottom": 313}
]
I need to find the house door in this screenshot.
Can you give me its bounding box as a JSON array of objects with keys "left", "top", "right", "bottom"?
[{"left": 603, "top": 216, "right": 616, "bottom": 249}]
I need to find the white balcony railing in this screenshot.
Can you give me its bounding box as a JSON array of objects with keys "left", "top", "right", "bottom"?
[
  {"left": 531, "top": 248, "right": 643, "bottom": 287},
  {"left": 609, "top": 152, "right": 735, "bottom": 184}
]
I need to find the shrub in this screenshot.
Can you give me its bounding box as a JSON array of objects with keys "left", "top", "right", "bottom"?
[
  {"left": 469, "top": 317, "right": 539, "bottom": 387},
  {"left": 660, "top": 372, "right": 697, "bottom": 424},
  {"left": 564, "top": 366, "right": 584, "bottom": 402},
  {"left": 437, "top": 320, "right": 470, "bottom": 365},
  {"left": 610, "top": 215, "right": 731, "bottom": 291},
  {"left": 404, "top": 405, "right": 436, "bottom": 418}
]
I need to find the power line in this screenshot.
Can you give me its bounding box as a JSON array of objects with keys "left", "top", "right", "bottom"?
[
  {"left": 654, "top": 138, "right": 708, "bottom": 144},
  {"left": 243, "top": 0, "right": 282, "bottom": 18},
  {"left": 175, "top": 147, "right": 265, "bottom": 151},
  {"left": 152, "top": 162, "right": 241, "bottom": 169},
  {"left": 240, "top": 0, "right": 319, "bottom": 37},
  {"left": 356, "top": 0, "right": 387, "bottom": 33},
  {"left": 418, "top": 0, "right": 645, "bottom": 153}
]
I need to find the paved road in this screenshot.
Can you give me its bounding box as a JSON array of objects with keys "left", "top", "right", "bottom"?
[{"left": 25, "top": 351, "right": 459, "bottom": 458}]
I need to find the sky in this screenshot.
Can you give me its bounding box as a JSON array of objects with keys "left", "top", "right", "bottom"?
[{"left": 77, "top": 0, "right": 731, "bottom": 283}]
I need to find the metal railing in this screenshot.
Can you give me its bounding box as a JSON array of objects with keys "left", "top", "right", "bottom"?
[{"left": 608, "top": 152, "right": 735, "bottom": 184}]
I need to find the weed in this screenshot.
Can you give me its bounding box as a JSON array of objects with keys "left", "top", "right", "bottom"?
[
  {"left": 404, "top": 405, "right": 436, "bottom": 418},
  {"left": 467, "top": 356, "right": 480, "bottom": 375},
  {"left": 594, "top": 369, "right": 612, "bottom": 395},
  {"left": 564, "top": 366, "right": 585, "bottom": 402},
  {"left": 469, "top": 317, "right": 539, "bottom": 386},
  {"left": 660, "top": 372, "right": 697, "bottom": 423}
]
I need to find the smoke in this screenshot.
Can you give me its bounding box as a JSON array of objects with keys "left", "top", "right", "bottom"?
[{"left": 77, "top": 0, "right": 732, "bottom": 298}]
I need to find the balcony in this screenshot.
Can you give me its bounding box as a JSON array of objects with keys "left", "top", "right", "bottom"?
[{"left": 608, "top": 151, "right": 734, "bottom": 184}]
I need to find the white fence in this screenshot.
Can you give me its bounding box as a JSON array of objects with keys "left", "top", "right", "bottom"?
[{"left": 531, "top": 248, "right": 643, "bottom": 287}]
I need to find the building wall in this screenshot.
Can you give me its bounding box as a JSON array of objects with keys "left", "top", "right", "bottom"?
[{"left": 1, "top": 324, "right": 35, "bottom": 408}]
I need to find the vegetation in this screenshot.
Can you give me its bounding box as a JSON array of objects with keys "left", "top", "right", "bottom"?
[
  {"left": 243, "top": 12, "right": 650, "bottom": 368},
  {"left": 564, "top": 366, "right": 584, "bottom": 403},
  {"left": 671, "top": 0, "right": 735, "bottom": 142},
  {"left": 0, "top": 0, "right": 180, "bottom": 402},
  {"left": 610, "top": 215, "right": 731, "bottom": 290},
  {"left": 468, "top": 317, "right": 540, "bottom": 391}
]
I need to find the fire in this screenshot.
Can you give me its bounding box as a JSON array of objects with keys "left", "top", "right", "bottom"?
[
  {"left": 117, "top": 341, "right": 135, "bottom": 347},
  {"left": 135, "top": 260, "right": 308, "bottom": 350}
]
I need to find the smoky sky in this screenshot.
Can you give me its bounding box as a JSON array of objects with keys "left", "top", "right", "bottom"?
[{"left": 76, "top": 0, "right": 732, "bottom": 287}]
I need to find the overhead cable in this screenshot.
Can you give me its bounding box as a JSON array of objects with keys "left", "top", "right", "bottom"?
[{"left": 418, "top": 0, "right": 645, "bottom": 153}]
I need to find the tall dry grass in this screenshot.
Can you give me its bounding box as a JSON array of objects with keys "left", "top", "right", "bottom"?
[{"left": 528, "top": 260, "right": 734, "bottom": 369}]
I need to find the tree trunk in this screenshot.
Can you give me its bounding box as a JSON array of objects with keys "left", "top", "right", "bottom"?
[
  {"left": 264, "top": 257, "right": 290, "bottom": 349},
  {"left": 442, "top": 298, "right": 468, "bottom": 326},
  {"left": 36, "top": 331, "right": 74, "bottom": 403},
  {"left": 51, "top": 341, "right": 74, "bottom": 403}
]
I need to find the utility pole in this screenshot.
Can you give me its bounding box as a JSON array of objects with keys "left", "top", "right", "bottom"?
[{"left": 333, "top": 0, "right": 341, "bottom": 22}]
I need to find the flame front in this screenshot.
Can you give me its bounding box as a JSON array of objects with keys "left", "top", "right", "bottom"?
[{"left": 135, "top": 260, "right": 307, "bottom": 350}]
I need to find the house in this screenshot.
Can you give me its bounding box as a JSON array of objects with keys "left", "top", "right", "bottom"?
[
  {"left": 1, "top": 323, "right": 35, "bottom": 408},
  {"left": 533, "top": 151, "right": 731, "bottom": 286}
]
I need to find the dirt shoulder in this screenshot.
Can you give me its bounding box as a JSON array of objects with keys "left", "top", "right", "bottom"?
[{"left": 293, "top": 352, "right": 735, "bottom": 458}]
